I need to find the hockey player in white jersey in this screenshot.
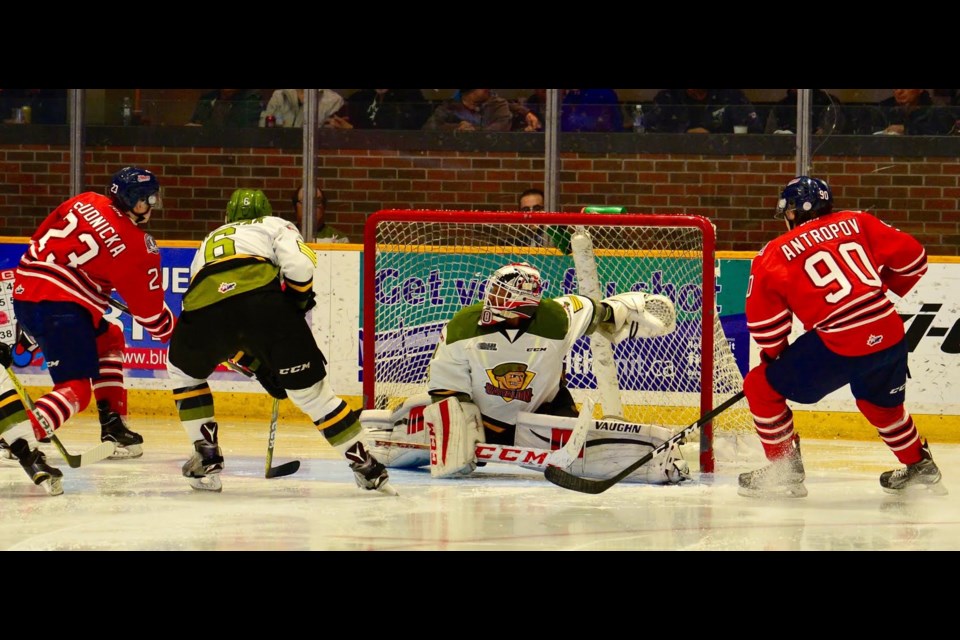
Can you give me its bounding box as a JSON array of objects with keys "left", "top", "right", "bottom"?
[
  {"left": 166, "top": 188, "right": 395, "bottom": 494},
  {"left": 363, "top": 261, "right": 689, "bottom": 484}
]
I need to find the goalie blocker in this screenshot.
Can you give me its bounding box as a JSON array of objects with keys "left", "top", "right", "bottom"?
[{"left": 361, "top": 394, "right": 689, "bottom": 485}]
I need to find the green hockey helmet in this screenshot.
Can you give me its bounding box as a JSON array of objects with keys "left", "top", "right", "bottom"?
[{"left": 226, "top": 188, "right": 273, "bottom": 223}]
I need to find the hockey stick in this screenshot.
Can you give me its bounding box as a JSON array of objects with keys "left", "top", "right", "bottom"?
[
  {"left": 4, "top": 363, "right": 116, "bottom": 468},
  {"left": 264, "top": 397, "right": 300, "bottom": 478},
  {"left": 571, "top": 227, "right": 623, "bottom": 417},
  {"left": 219, "top": 361, "right": 300, "bottom": 478},
  {"left": 544, "top": 390, "right": 746, "bottom": 494},
  {"left": 107, "top": 297, "right": 301, "bottom": 478}
]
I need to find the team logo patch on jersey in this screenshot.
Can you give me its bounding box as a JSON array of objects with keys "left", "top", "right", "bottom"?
[
  {"left": 218, "top": 282, "right": 237, "bottom": 294},
  {"left": 867, "top": 334, "right": 883, "bottom": 347},
  {"left": 484, "top": 362, "right": 535, "bottom": 403},
  {"left": 144, "top": 234, "right": 159, "bottom": 254}
]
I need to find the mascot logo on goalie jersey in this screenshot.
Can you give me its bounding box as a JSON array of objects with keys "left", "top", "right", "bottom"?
[{"left": 485, "top": 362, "right": 535, "bottom": 403}]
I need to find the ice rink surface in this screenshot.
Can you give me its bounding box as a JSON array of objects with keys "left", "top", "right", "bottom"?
[{"left": 1, "top": 415, "right": 957, "bottom": 551}]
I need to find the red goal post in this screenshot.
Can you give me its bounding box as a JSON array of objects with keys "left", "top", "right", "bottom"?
[{"left": 361, "top": 210, "right": 754, "bottom": 472}]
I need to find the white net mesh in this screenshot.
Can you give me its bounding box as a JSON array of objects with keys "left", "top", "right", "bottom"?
[{"left": 363, "top": 212, "right": 760, "bottom": 470}]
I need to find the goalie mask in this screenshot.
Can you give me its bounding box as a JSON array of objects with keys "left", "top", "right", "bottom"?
[{"left": 479, "top": 262, "right": 543, "bottom": 326}]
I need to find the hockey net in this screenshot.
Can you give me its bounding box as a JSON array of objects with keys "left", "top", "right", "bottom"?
[{"left": 362, "top": 211, "right": 759, "bottom": 472}]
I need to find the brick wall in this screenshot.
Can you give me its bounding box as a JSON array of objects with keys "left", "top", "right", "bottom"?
[{"left": 1, "top": 129, "right": 958, "bottom": 254}]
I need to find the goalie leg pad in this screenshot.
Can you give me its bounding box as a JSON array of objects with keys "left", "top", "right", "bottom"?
[
  {"left": 583, "top": 421, "right": 689, "bottom": 484},
  {"left": 360, "top": 393, "right": 433, "bottom": 469},
  {"left": 515, "top": 413, "right": 689, "bottom": 484},
  {"left": 424, "top": 398, "right": 484, "bottom": 478}
]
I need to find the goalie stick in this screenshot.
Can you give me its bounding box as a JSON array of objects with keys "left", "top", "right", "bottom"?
[
  {"left": 108, "top": 297, "right": 300, "bottom": 479},
  {"left": 571, "top": 223, "right": 623, "bottom": 417},
  {"left": 544, "top": 390, "right": 746, "bottom": 494},
  {"left": 4, "top": 363, "right": 116, "bottom": 468}
]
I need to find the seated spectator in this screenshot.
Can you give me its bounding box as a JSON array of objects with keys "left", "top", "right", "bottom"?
[
  {"left": 187, "top": 89, "right": 263, "bottom": 127},
  {"left": 423, "top": 89, "right": 515, "bottom": 132},
  {"left": 645, "top": 89, "right": 762, "bottom": 134},
  {"left": 522, "top": 89, "right": 548, "bottom": 122},
  {"left": 765, "top": 89, "right": 846, "bottom": 135},
  {"left": 260, "top": 89, "right": 345, "bottom": 128},
  {"left": 874, "top": 89, "right": 955, "bottom": 135},
  {"left": 340, "top": 89, "right": 432, "bottom": 130},
  {"left": 293, "top": 185, "right": 350, "bottom": 243},
  {"left": 560, "top": 89, "right": 623, "bottom": 132}
]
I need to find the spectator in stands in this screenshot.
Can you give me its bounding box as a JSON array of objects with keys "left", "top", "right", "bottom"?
[
  {"left": 522, "top": 89, "right": 548, "bottom": 122},
  {"left": 293, "top": 185, "right": 350, "bottom": 243},
  {"left": 560, "top": 89, "right": 623, "bottom": 132},
  {"left": 765, "top": 89, "right": 846, "bottom": 135},
  {"left": 339, "top": 89, "right": 432, "bottom": 130},
  {"left": 424, "top": 89, "right": 537, "bottom": 132},
  {"left": 520, "top": 89, "right": 620, "bottom": 132},
  {"left": 517, "top": 187, "right": 546, "bottom": 246},
  {"left": 644, "top": 89, "right": 762, "bottom": 134},
  {"left": 260, "top": 89, "right": 345, "bottom": 128},
  {"left": 874, "top": 89, "right": 955, "bottom": 135},
  {"left": 518, "top": 188, "right": 545, "bottom": 213},
  {"left": 187, "top": 89, "right": 263, "bottom": 128}
]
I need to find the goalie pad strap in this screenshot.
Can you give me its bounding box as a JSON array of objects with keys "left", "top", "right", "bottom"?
[{"left": 425, "top": 397, "right": 483, "bottom": 478}]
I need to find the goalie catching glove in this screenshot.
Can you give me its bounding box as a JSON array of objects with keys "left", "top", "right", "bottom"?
[{"left": 597, "top": 292, "right": 676, "bottom": 343}]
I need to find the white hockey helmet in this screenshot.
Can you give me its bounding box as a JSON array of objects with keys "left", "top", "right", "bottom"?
[{"left": 479, "top": 262, "right": 543, "bottom": 326}]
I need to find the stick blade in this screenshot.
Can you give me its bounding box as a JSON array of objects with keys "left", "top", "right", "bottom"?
[
  {"left": 265, "top": 460, "right": 300, "bottom": 479},
  {"left": 79, "top": 441, "right": 118, "bottom": 467},
  {"left": 544, "top": 465, "right": 615, "bottom": 494}
]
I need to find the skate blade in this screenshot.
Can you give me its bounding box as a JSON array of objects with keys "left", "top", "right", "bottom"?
[
  {"left": 376, "top": 481, "right": 400, "bottom": 497},
  {"left": 187, "top": 475, "right": 222, "bottom": 492},
  {"left": 882, "top": 482, "right": 949, "bottom": 497},
  {"left": 107, "top": 444, "right": 143, "bottom": 459},
  {"left": 40, "top": 476, "right": 64, "bottom": 497},
  {"left": 738, "top": 483, "right": 808, "bottom": 499}
]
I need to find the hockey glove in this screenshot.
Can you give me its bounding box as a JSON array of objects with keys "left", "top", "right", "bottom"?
[
  {"left": 255, "top": 365, "right": 287, "bottom": 400},
  {"left": 285, "top": 287, "right": 317, "bottom": 314},
  {"left": 0, "top": 342, "right": 11, "bottom": 369},
  {"left": 229, "top": 354, "right": 287, "bottom": 400}
]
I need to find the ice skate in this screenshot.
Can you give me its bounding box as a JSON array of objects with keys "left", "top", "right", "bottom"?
[
  {"left": 98, "top": 400, "right": 143, "bottom": 459},
  {"left": 880, "top": 440, "right": 946, "bottom": 495},
  {"left": 346, "top": 441, "right": 398, "bottom": 496},
  {"left": 9, "top": 437, "right": 63, "bottom": 496},
  {"left": 738, "top": 436, "right": 807, "bottom": 498},
  {"left": 182, "top": 422, "right": 224, "bottom": 492}
]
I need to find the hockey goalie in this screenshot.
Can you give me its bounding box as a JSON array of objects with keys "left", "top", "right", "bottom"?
[{"left": 361, "top": 262, "right": 689, "bottom": 484}]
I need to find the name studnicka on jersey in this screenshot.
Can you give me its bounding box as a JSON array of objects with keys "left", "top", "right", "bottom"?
[
  {"left": 780, "top": 218, "right": 860, "bottom": 262},
  {"left": 74, "top": 202, "right": 126, "bottom": 256}
]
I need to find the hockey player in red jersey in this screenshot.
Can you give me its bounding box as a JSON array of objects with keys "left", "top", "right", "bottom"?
[
  {"left": 739, "top": 176, "right": 942, "bottom": 498},
  {"left": 0, "top": 167, "right": 175, "bottom": 495}
]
